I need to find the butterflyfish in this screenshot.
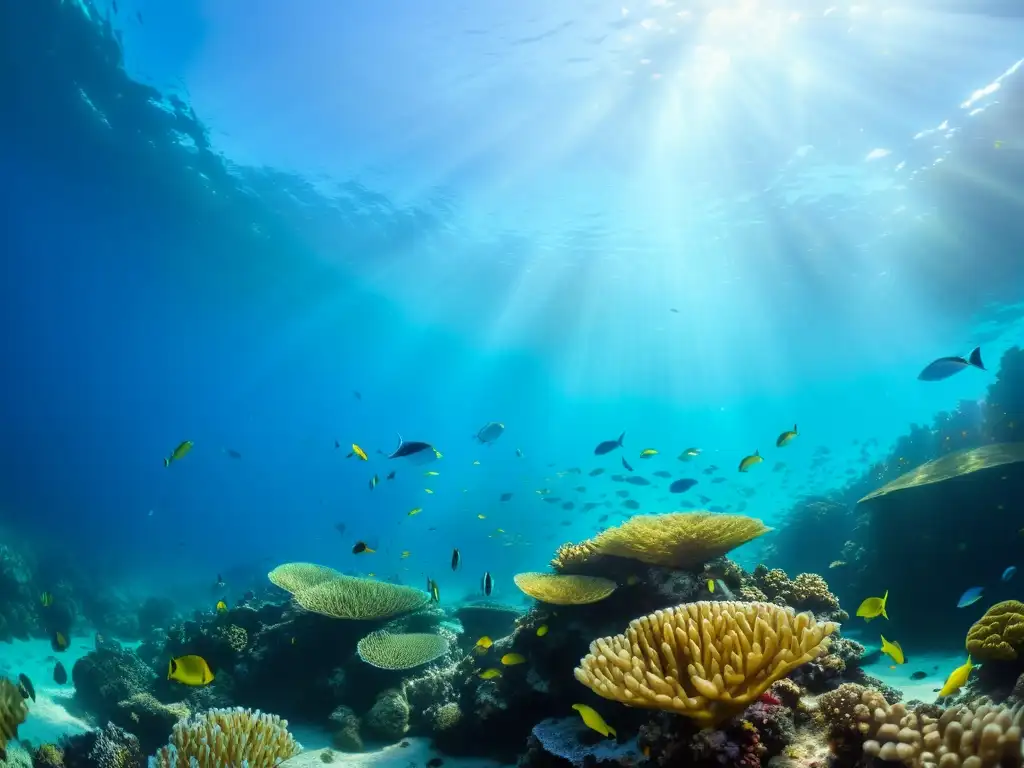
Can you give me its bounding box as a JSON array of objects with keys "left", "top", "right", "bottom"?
[
  {"left": 880, "top": 635, "right": 905, "bottom": 665},
  {"left": 856, "top": 590, "right": 888, "bottom": 621},
  {"left": 776, "top": 425, "right": 798, "bottom": 447},
  {"left": 678, "top": 447, "right": 701, "bottom": 460},
  {"left": 475, "top": 636, "right": 493, "bottom": 651},
  {"left": 168, "top": 655, "right": 214, "bottom": 686},
  {"left": 51, "top": 631, "right": 68, "bottom": 652},
  {"left": 53, "top": 661, "right": 67, "bottom": 685},
  {"left": 215, "top": 600, "right": 227, "bottom": 613},
  {"left": 738, "top": 451, "right": 763, "bottom": 472},
  {"left": 938, "top": 656, "right": 974, "bottom": 697},
  {"left": 347, "top": 444, "right": 368, "bottom": 461},
  {"left": 571, "top": 703, "right": 616, "bottom": 738},
  {"left": 164, "top": 440, "right": 193, "bottom": 467}
]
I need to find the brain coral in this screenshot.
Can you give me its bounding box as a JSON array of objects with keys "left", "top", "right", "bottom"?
[
  {"left": 357, "top": 631, "right": 450, "bottom": 670},
  {"left": 149, "top": 707, "right": 301, "bottom": 768},
  {"left": 294, "top": 577, "right": 429, "bottom": 619},
  {"left": 513, "top": 572, "right": 616, "bottom": 605},
  {"left": 552, "top": 512, "right": 770, "bottom": 572},
  {"left": 268, "top": 563, "right": 343, "bottom": 594},
  {"left": 574, "top": 600, "right": 836, "bottom": 727},
  {"left": 966, "top": 600, "right": 1024, "bottom": 661}
]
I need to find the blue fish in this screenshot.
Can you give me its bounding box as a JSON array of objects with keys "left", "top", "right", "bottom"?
[
  {"left": 957, "top": 587, "right": 984, "bottom": 608},
  {"left": 1003, "top": 566, "right": 1017, "bottom": 582},
  {"left": 594, "top": 432, "right": 625, "bottom": 456},
  {"left": 669, "top": 478, "right": 698, "bottom": 494},
  {"left": 918, "top": 347, "right": 985, "bottom": 381}
]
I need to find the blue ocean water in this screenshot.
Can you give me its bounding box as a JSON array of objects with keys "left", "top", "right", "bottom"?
[{"left": 3, "top": 0, "right": 1024, "bottom": 755}]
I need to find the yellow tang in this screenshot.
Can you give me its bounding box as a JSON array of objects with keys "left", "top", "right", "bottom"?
[
  {"left": 572, "top": 704, "right": 616, "bottom": 738},
  {"left": 164, "top": 440, "right": 193, "bottom": 467},
  {"left": 536, "top": 625, "right": 549, "bottom": 637},
  {"left": 776, "top": 424, "right": 798, "bottom": 448},
  {"left": 856, "top": 590, "right": 888, "bottom": 621},
  {"left": 501, "top": 653, "right": 526, "bottom": 666},
  {"left": 475, "top": 636, "right": 493, "bottom": 650},
  {"left": 168, "top": 655, "right": 215, "bottom": 686},
  {"left": 707, "top": 579, "right": 715, "bottom": 593},
  {"left": 407, "top": 508, "right": 422, "bottom": 516},
  {"left": 348, "top": 444, "right": 368, "bottom": 461},
  {"left": 40, "top": 592, "right": 53, "bottom": 608},
  {"left": 880, "top": 635, "right": 904, "bottom": 665},
  {"left": 478, "top": 668, "right": 502, "bottom": 680},
  {"left": 738, "top": 450, "right": 763, "bottom": 472},
  {"left": 215, "top": 600, "right": 227, "bottom": 613},
  {"left": 639, "top": 449, "right": 658, "bottom": 458},
  {"left": 938, "top": 656, "right": 973, "bottom": 697}
]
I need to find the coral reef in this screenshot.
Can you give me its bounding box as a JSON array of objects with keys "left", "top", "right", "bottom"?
[
  {"left": 149, "top": 707, "right": 301, "bottom": 768},
  {"left": 356, "top": 631, "right": 449, "bottom": 670},
  {"left": 363, "top": 689, "right": 410, "bottom": 741},
  {"left": 513, "top": 573, "right": 617, "bottom": 605},
  {"left": 751, "top": 567, "right": 844, "bottom": 621},
  {"left": 61, "top": 723, "right": 142, "bottom": 768},
  {"left": 328, "top": 706, "right": 362, "bottom": 752}
]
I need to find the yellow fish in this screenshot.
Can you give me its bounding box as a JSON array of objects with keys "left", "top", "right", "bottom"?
[
  {"left": 571, "top": 704, "right": 616, "bottom": 738},
  {"left": 215, "top": 600, "right": 227, "bottom": 613},
  {"left": 536, "top": 625, "right": 549, "bottom": 637},
  {"left": 407, "top": 508, "right": 422, "bottom": 516},
  {"left": 938, "top": 656, "right": 973, "bottom": 697},
  {"left": 40, "top": 592, "right": 53, "bottom": 608},
  {"left": 776, "top": 424, "right": 798, "bottom": 448},
  {"left": 479, "top": 668, "right": 502, "bottom": 680},
  {"left": 347, "top": 444, "right": 368, "bottom": 461},
  {"left": 425, "top": 489, "right": 434, "bottom": 494},
  {"left": 495, "top": 528, "right": 505, "bottom": 534},
  {"left": 164, "top": 440, "right": 193, "bottom": 467},
  {"left": 501, "top": 653, "right": 526, "bottom": 666},
  {"left": 856, "top": 590, "right": 888, "bottom": 621},
  {"left": 168, "top": 655, "right": 215, "bottom": 686},
  {"left": 880, "top": 635, "right": 904, "bottom": 665},
  {"left": 433, "top": 448, "right": 443, "bottom": 459},
  {"left": 400, "top": 551, "right": 411, "bottom": 559},
  {"left": 678, "top": 447, "right": 701, "bottom": 460},
  {"left": 424, "top": 471, "right": 440, "bottom": 477},
  {"left": 475, "top": 636, "right": 493, "bottom": 651},
  {"left": 639, "top": 449, "right": 658, "bottom": 458},
  {"left": 707, "top": 579, "right": 715, "bottom": 593},
  {"left": 738, "top": 451, "right": 763, "bottom": 472},
  {"left": 51, "top": 631, "right": 68, "bottom": 652}
]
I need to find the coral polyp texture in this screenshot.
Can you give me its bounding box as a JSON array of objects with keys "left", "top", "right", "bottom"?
[
  {"left": 966, "top": 600, "right": 1024, "bottom": 661},
  {"left": 513, "top": 572, "right": 617, "bottom": 605},
  {"left": 552, "top": 512, "right": 771, "bottom": 572},
  {"left": 149, "top": 707, "right": 301, "bottom": 768},
  {"left": 292, "top": 576, "right": 430, "bottom": 619},
  {"left": 574, "top": 600, "right": 836, "bottom": 727},
  {"left": 356, "top": 631, "right": 450, "bottom": 670},
  {"left": 267, "top": 562, "right": 343, "bottom": 594},
  {"left": 0, "top": 678, "right": 28, "bottom": 749}
]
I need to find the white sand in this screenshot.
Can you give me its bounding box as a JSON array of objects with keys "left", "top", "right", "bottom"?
[
  {"left": 282, "top": 739, "right": 513, "bottom": 768},
  {"left": 857, "top": 642, "right": 967, "bottom": 703}
]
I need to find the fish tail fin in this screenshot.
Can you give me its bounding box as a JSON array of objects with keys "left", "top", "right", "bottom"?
[
  {"left": 168, "top": 660, "right": 175, "bottom": 679},
  {"left": 395, "top": 432, "right": 404, "bottom": 452},
  {"left": 366, "top": 547, "right": 376, "bottom": 553},
  {"left": 617, "top": 432, "right": 625, "bottom": 446},
  {"left": 163, "top": 457, "right": 170, "bottom": 467},
  {"left": 609, "top": 726, "right": 617, "bottom": 738},
  {"left": 969, "top": 347, "right": 985, "bottom": 370}
]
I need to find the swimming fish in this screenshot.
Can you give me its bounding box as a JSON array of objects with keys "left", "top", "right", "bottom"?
[
  {"left": 621, "top": 457, "right": 633, "bottom": 472},
  {"left": 669, "top": 478, "right": 698, "bottom": 494},
  {"left": 17, "top": 674, "right": 35, "bottom": 702},
  {"left": 40, "top": 592, "right": 52, "bottom": 608},
  {"left": 408, "top": 508, "right": 422, "bottom": 516},
  {"left": 501, "top": 653, "right": 526, "bottom": 666},
  {"left": 957, "top": 587, "right": 984, "bottom": 608},
  {"left": 594, "top": 432, "right": 625, "bottom": 455},
  {"left": 856, "top": 590, "right": 888, "bottom": 621},
  {"left": 51, "top": 631, "right": 68, "bottom": 652},
  {"left": 738, "top": 451, "right": 763, "bottom": 472},
  {"left": 352, "top": 541, "right": 376, "bottom": 554},
  {"left": 624, "top": 476, "right": 650, "bottom": 486},
  {"left": 910, "top": 671, "right": 927, "bottom": 680},
  {"left": 451, "top": 548, "right": 461, "bottom": 571},
  {"left": 536, "top": 625, "right": 549, "bottom": 637},
  {"left": 500, "top": 492, "right": 512, "bottom": 502},
  {"left": 516, "top": 448, "right": 523, "bottom": 458},
  {"left": 571, "top": 704, "right": 616, "bottom": 739},
  {"left": 400, "top": 551, "right": 411, "bottom": 559},
  {"left": 829, "top": 560, "right": 846, "bottom": 569},
  {"left": 588, "top": 468, "right": 605, "bottom": 477},
  {"left": 164, "top": 440, "right": 193, "bottom": 467},
  {"left": 482, "top": 572, "right": 493, "bottom": 596},
  {"left": 1003, "top": 566, "right": 1017, "bottom": 582},
  {"left": 776, "top": 425, "right": 798, "bottom": 447},
  {"left": 918, "top": 347, "right": 985, "bottom": 382},
  {"left": 53, "top": 661, "right": 67, "bottom": 685},
  {"left": 368, "top": 474, "right": 379, "bottom": 490},
  {"left": 215, "top": 600, "right": 227, "bottom": 613},
  {"left": 707, "top": 579, "right": 715, "bottom": 593},
  {"left": 168, "top": 655, "right": 215, "bottom": 686},
  {"left": 678, "top": 448, "right": 701, "bottom": 461},
  {"left": 938, "top": 656, "right": 973, "bottom": 697},
  {"left": 477, "top": 514, "right": 486, "bottom": 519},
  {"left": 475, "top": 422, "right": 505, "bottom": 444},
  {"left": 223, "top": 448, "right": 242, "bottom": 459},
  {"left": 475, "top": 636, "right": 493, "bottom": 651},
  {"left": 880, "top": 635, "right": 905, "bottom": 665},
  {"left": 388, "top": 434, "right": 442, "bottom": 464},
  {"left": 428, "top": 579, "right": 440, "bottom": 603},
  {"left": 479, "top": 668, "right": 502, "bottom": 680},
  {"left": 639, "top": 449, "right": 658, "bottom": 458}
]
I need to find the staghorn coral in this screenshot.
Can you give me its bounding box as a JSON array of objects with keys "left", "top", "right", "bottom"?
[
  {"left": 553, "top": 512, "right": 771, "bottom": 573},
  {"left": 967, "top": 601, "right": 1024, "bottom": 662},
  {"left": 267, "top": 563, "right": 343, "bottom": 594},
  {"left": 149, "top": 707, "right": 301, "bottom": 768},
  {"left": 363, "top": 689, "right": 409, "bottom": 742},
  {"left": 513, "top": 572, "right": 616, "bottom": 605},
  {"left": 356, "top": 631, "right": 449, "bottom": 670},
  {"left": 293, "top": 577, "right": 428, "bottom": 620},
  {"left": 574, "top": 600, "right": 837, "bottom": 727}
]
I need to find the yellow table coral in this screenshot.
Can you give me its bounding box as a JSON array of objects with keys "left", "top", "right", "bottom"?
[
  {"left": 513, "top": 572, "right": 616, "bottom": 605},
  {"left": 574, "top": 600, "right": 836, "bottom": 727},
  {"left": 966, "top": 600, "right": 1024, "bottom": 661}
]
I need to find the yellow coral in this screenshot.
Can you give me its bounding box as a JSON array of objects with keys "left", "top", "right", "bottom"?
[
  {"left": 268, "top": 563, "right": 343, "bottom": 594},
  {"left": 149, "top": 707, "right": 301, "bottom": 768},
  {"left": 356, "top": 631, "right": 449, "bottom": 670},
  {"left": 293, "top": 576, "right": 429, "bottom": 620},
  {"left": 966, "top": 600, "right": 1024, "bottom": 662},
  {"left": 553, "top": 512, "right": 770, "bottom": 572},
  {"left": 574, "top": 600, "right": 836, "bottom": 727},
  {"left": 0, "top": 678, "right": 27, "bottom": 749},
  {"left": 431, "top": 702, "right": 462, "bottom": 731},
  {"left": 513, "top": 572, "right": 616, "bottom": 605}
]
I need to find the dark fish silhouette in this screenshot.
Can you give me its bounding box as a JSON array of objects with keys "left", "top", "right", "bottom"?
[
  {"left": 625, "top": 476, "right": 650, "bottom": 486},
  {"left": 669, "top": 478, "right": 698, "bottom": 494},
  {"left": 594, "top": 432, "right": 625, "bottom": 455},
  {"left": 53, "top": 661, "right": 67, "bottom": 685},
  {"left": 588, "top": 468, "right": 605, "bottom": 477},
  {"left": 224, "top": 448, "right": 242, "bottom": 459},
  {"left": 451, "top": 548, "right": 461, "bottom": 571},
  {"left": 500, "top": 492, "right": 513, "bottom": 502},
  {"left": 388, "top": 434, "right": 439, "bottom": 462},
  {"left": 622, "top": 456, "right": 633, "bottom": 472},
  {"left": 918, "top": 347, "right": 985, "bottom": 381}
]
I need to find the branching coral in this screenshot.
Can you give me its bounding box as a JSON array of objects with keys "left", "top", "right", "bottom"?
[
  {"left": 552, "top": 512, "right": 771, "bottom": 573},
  {"left": 293, "top": 577, "right": 429, "bottom": 620},
  {"left": 356, "top": 631, "right": 449, "bottom": 670},
  {"left": 513, "top": 572, "right": 616, "bottom": 605},
  {"left": 149, "top": 707, "right": 301, "bottom": 768},
  {"left": 574, "top": 600, "right": 837, "bottom": 727},
  {"left": 967, "top": 600, "right": 1024, "bottom": 661}
]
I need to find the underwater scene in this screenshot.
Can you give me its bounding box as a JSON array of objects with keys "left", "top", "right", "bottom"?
[{"left": 6, "top": 0, "right": 1024, "bottom": 766}]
